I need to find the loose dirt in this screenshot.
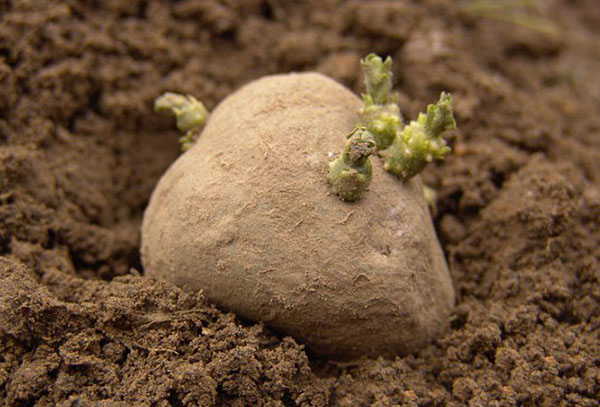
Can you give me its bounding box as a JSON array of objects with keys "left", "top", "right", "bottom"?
[{"left": 1, "top": 1, "right": 599, "bottom": 406}]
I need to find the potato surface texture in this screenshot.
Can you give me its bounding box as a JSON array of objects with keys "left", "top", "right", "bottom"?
[{"left": 141, "top": 73, "right": 455, "bottom": 359}]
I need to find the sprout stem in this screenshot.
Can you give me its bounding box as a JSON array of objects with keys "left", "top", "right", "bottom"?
[
  {"left": 380, "top": 92, "right": 455, "bottom": 179},
  {"left": 359, "top": 54, "right": 402, "bottom": 151}
]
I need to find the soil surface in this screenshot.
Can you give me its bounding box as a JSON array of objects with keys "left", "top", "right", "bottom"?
[{"left": 1, "top": 0, "right": 599, "bottom": 406}]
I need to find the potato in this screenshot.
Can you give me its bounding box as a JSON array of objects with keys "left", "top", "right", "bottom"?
[{"left": 141, "top": 72, "right": 455, "bottom": 359}]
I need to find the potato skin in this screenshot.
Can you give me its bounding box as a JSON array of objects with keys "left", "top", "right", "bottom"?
[{"left": 141, "top": 73, "right": 455, "bottom": 359}]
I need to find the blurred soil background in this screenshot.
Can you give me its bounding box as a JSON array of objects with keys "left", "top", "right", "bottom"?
[{"left": 1, "top": 0, "right": 599, "bottom": 405}]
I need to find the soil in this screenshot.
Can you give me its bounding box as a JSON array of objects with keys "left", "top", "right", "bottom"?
[{"left": 0, "top": 0, "right": 599, "bottom": 406}]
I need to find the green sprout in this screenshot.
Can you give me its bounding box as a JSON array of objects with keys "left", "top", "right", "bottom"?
[
  {"left": 154, "top": 92, "right": 210, "bottom": 151},
  {"left": 360, "top": 54, "right": 395, "bottom": 106},
  {"left": 360, "top": 54, "right": 455, "bottom": 180},
  {"left": 380, "top": 93, "right": 454, "bottom": 179},
  {"left": 423, "top": 185, "right": 438, "bottom": 216},
  {"left": 328, "top": 127, "right": 377, "bottom": 202},
  {"left": 329, "top": 54, "right": 456, "bottom": 202},
  {"left": 359, "top": 54, "right": 403, "bottom": 151}
]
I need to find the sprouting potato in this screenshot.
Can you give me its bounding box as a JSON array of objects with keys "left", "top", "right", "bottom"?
[{"left": 141, "top": 55, "right": 456, "bottom": 359}]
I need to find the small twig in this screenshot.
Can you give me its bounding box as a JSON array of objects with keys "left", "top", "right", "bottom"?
[
  {"left": 337, "top": 211, "right": 355, "bottom": 224},
  {"left": 138, "top": 309, "right": 206, "bottom": 329},
  {"left": 291, "top": 219, "right": 304, "bottom": 230},
  {"left": 132, "top": 342, "right": 179, "bottom": 355}
]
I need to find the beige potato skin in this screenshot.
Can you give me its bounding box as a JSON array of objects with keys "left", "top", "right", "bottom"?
[{"left": 141, "top": 73, "right": 455, "bottom": 359}]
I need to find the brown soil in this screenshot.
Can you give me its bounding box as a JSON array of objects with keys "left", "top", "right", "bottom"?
[{"left": 0, "top": 0, "right": 598, "bottom": 406}]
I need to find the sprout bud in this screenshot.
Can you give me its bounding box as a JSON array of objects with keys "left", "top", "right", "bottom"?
[
  {"left": 154, "top": 92, "right": 209, "bottom": 151},
  {"left": 328, "top": 127, "right": 377, "bottom": 202}
]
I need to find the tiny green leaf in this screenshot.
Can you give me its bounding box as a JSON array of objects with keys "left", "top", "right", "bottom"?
[
  {"left": 359, "top": 54, "right": 403, "bottom": 151},
  {"left": 360, "top": 54, "right": 394, "bottom": 106},
  {"left": 423, "top": 92, "right": 456, "bottom": 137}
]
